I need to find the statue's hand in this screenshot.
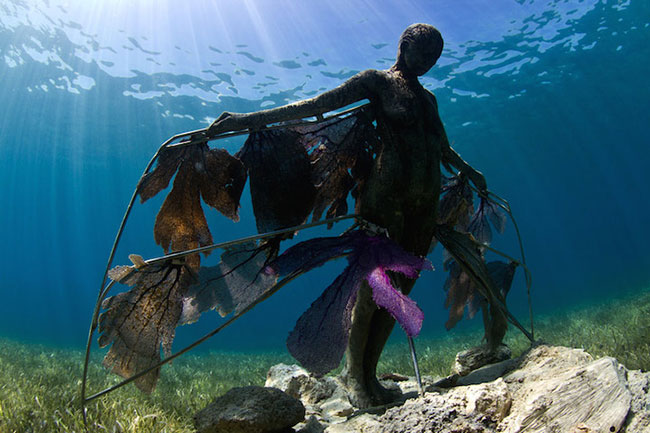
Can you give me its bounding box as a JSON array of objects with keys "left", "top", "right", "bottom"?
[
  {"left": 470, "top": 170, "right": 488, "bottom": 196},
  {"left": 208, "top": 112, "right": 245, "bottom": 137}
]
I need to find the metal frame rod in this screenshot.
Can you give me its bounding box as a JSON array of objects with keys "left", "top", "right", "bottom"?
[
  {"left": 408, "top": 336, "right": 424, "bottom": 397},
  {"left": 467, "top": 183, "right": 535, "bottom": 341},
  {"left": 145, "top": 214, "right": 358, "bottom": 265}
]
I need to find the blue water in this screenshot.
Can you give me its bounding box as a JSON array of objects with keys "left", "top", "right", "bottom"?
[{"left": 0, "top": 0, "right": 648, "bottom": 355}]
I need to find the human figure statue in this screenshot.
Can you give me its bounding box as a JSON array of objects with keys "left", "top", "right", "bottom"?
[{"left": 208, "top": 23, "right": 489, "bottom": 407}]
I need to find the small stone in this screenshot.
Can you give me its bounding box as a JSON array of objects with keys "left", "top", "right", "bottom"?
[
  {"left": 320, "top": 397, "right": 354, "bottom": 418},
  {"left": 456, "top": 358, "right": 517, "bottom": 386},
  {"left": 324, "top": 413, "right": 381, "bottom": 433},
  {"left": 394, "top": 375, "right": 440, "bottom": 395},
  {"left": 319, "top": 384, "right": 355, "bottom": 419},
  {"left": 378, "top": 372, "right": 408, "bottom": 381},
  {"left": 295, "top": 415, "right": 326, "bottom": 433},
  {"left": 193, "top": 386, "right": 305, "bottom": 433},
  {"left": 266, "top": 364, "right": 337, "bottom": 405},
  {"left": 453, "top": 344, "right": 512, "bottom": 376}
]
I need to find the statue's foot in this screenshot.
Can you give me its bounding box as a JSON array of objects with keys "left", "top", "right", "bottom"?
[{"left": 340, "top": 372, "right": 403, "bottom": 409}]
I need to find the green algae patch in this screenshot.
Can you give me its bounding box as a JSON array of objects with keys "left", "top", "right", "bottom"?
[{"left": 0, "top": 341, "right": 291, "bottom": 433}]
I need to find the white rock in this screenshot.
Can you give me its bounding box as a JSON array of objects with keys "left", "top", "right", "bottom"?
[
  {"left": 501, "top": 348, "right": 631, "bottom": 433},
  {"left": 265, "top": 363, "right": 337, "bottom": 405},
  {"left": 319, "top": 381, "right": 355, "bottom": 419},
  {"left": 464, "top": 378, "right": 512, "bottom": 422},
  {"left": 320, "top": 397, "right": 354, "bottom": 418},
  {"left": 625, "top": 370, "right": 650, "bottom": 432}
]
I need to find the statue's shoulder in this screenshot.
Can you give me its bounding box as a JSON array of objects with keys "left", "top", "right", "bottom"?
[
  {"left": 357, "top": 69, "right": 389, "bottom": 80},
  {"left": 357, "top": 68, "right": 386, "bottom": 76},
  {"left": 350, "top": 69, "right": 390, "bottom": 92}
]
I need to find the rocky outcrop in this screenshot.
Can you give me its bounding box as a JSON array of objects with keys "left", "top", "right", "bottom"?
[
  {"left": 193, "top": 385, "right": 305, "bottom": 433},
  {"left": 194, "top": 345, "right": 650, "bottom": 432},
  {"left": 265, "top": 363, "right": 361, "bottom": 428},
  {"left": 375, "top": 378, "right": 512, "bottom": 433},
  {"left": 499, "top": 346, "right": 631, "bottom": 432},
  {"left": 261, "top": 345, "right": 650, "bottom": 433},
  {"left": 368, "top": 345, "right": 643, "bottom": 433}
]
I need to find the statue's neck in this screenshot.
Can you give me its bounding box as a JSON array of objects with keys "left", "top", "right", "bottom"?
[{"left": 389, "top": 66, "right": 420, "bottom": 85}]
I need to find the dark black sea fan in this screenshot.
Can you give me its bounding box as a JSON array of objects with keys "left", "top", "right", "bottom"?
[
  {"left": 467, "top": 197, "right": 507, "bottom": 246},
  {"left": 438, "top": 174, "right": 474, "bottom": 230},
  {"left": 100, "top": 241, "right": 278, "bottom": 393},
  {"left": 290, "top": 108, "right": 377, "bottom": 222},
  {"left": 237, "top": 129, "right": 316, "bottom": 234}
]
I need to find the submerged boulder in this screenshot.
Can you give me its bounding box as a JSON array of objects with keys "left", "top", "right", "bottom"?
[
  {"left": 373, "top": 345, "right": 633, "bottom": 433},
  {"left": 193, "top": 385, "right": 305, "bottom": 433},
  {"left": 499, "top": 345, "right": 631, "bottom": 433},
  {"left": 374, "top": 378, "right": 512, "bottom": 433}
]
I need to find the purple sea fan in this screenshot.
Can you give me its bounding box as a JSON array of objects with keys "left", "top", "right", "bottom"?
[
  {"left": 367, "top": 267, "right": 425, "bottom": 338},
  {"left": 266, "top": 230, "right": 432, "bottom": 376}
]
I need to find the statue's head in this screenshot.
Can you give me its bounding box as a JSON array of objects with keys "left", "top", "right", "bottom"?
[{"left": 396, "top": 23, "right": 444, "bottom": 76}]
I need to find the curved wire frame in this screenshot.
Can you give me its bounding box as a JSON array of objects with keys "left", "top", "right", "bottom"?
[
  {"left": 80, "top": 104, "right": 535, "bottom": 421},
  {"left": 80, "top": 105, "right": 369, "bottom": 420}
]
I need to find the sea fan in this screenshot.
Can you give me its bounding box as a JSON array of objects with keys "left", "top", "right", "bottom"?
[
  {"left": 443, "top": 258, "right": 517, "bottom": 331},
  {"left": 467, "top": 197, "right": 507, "bottom": 246},
  {"left": 438, "top": 174, "right": 474, "bottom": 230}
]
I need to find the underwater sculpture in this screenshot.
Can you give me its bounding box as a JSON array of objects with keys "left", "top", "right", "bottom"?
[{"left": 81, "top": 23, "right": 534, "bottom": 414}]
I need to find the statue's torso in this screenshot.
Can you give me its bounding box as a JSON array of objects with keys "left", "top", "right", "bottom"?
[{"left": 358, "top": 70, "right": 444, "bottom": 253}]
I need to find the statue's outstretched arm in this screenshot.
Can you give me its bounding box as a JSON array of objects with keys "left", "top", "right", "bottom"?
[{"left": 208, "top": 70, "right": 378, "bottom": 136}]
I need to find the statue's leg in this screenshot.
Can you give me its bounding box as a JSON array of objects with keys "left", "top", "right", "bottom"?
[
  {"left": 485, "top": 290, "right": 508, "bottom": 349},
  {"left": 340, "top": 282, "right": 378, "bottom": 408},
  {"left": 340, "top": 274, "right": 416, "bottom": 408},
  {"left": 341, "top": 204, "right": 434, "bottom": 407}
]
